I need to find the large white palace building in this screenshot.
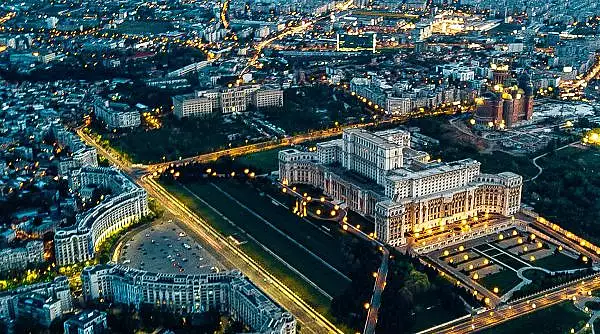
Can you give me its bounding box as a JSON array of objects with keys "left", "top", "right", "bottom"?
[
  {"left": 54, "top": 167, "right": 149, "bottom": 266},
  {"left": 279, "top": 128, "right": 522, "bottom": 246},
  {"left": 81, "top": 264, "right": 296, "bottom": 334}
]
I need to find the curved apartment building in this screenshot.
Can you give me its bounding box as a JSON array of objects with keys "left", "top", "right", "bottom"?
[{"left": 54, "top": 167, "right": 149, "bottom": 266}]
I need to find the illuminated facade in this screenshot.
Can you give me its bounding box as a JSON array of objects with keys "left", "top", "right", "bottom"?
[
  {"left": 279, "top": 128, "right": 522, "bottom": 246},
  {"left": 94, "top": 99, "right": 141, "bottom": 130},
  {"left": 474, "top": 71, "right": 534, "bottom": 128},
  {"left": 172, "top": 85, "right": 284, "bottom": 117},
  {"left": 81, "top": 265, "right": 296, "bottom": 334},
  {"left": 54, "top": 167, "right": 149, "bottom": 266}
]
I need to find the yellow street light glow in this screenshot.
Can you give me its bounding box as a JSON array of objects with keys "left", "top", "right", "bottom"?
[
  {"left": 330, "top": 210, "right": 336, "bottom": 216},
  {"left": 364, "top": 303, "right": 370, "bottom": 310},
  {"left": 282, "top": 188, "right": 287, "bottom": 193},
  {"left": 529, "top": 255, "right": 535, "bottom": 261},
  {"left": 493, "top": 287, "right": 499, "bottom": 293},
  {"left": 463, "top": 254, "right": 469, "bottom": 261},
  {"left": 473, "top": 273, "right": 479, "bottom": 280},
  {"left": 316, "top": 209, "right": 321, "bottom": 215},
  {"left": 443, "top": 250, "right": 450, "bottom": 256},
  {"left": 459, "top": 245, "right": 465, "bottom": 251},
  {"left": 499, "top": 234, "right": 504, "bottom": 240},
  {"left": 342, "top": 224, "right": 348, "bottom": 231}
]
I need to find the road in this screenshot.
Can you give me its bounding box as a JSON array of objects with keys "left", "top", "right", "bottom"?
[{"left": 420, "top": 274, "right": 600, "bottom": 334}]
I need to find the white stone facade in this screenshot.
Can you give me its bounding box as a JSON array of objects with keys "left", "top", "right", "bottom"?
[
  {"left": 94, "top": 100, "right": 141, "bottom": 129},
  {"left": 81, "top": 265, "right": 296, "bottom": 334},
  {"left": 279, "top": 128, "right": 523, "bottom": 246},
  {"left": 0, "top": 240, "right": 44, "bottom": 273}
]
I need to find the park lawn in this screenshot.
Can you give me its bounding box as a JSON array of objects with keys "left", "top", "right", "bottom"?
[
  {"left": 209, "top": 180, "right": 351, "bottom": 272},
  {"left": 234, "top": 148, "right": 281, "bottom": 173},
  {"left": 479, "top": 269, "right": 522, "bottom": 295},
  {"left": 477, "top": 301, "right": 589, "bottom": 334},
  {"left": 413, "top": 305, "right": 466, "bottom": 333},
  {"left": 169, "top": 181, "right": 350, "bottom": 298},
  {"left": 114, "top": 20, "right": 174, "bottom": 34},
  {"left": 533, "top": 253, "right": 587, "bottom": 272},
  {"left": 412, "top": 291, "right": 468, "bottom": 332},
  {"left": 494, "top": 253, "right": 529, "bottom": 270}
]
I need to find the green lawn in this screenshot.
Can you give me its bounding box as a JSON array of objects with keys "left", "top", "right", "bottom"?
[
  {"left": 479, "top": 269, "right": 522, "bottom": 295},
  {"left": 533, "top": 253, "right": 587, "bottom": 272},
  {"left": 114, "top": 21, "right": 174, "bottom": 34},
  {"left": 494, "top": 253, "right": 529, "bottom": 270},
  {"left": 477, "top": 302, "right": 589, "bottom": 334},
  {"left": 234, "top": 148, "right": 282, "bottom": 173},
  {"left": 413, "top": 302, "right": 467, "bottom": 332},
  {"left": 162, "top": 180, "right": 350, "bottom": 299}
]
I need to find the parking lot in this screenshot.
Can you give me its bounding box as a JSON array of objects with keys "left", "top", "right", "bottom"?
[{"left": 117, "top": 221, "right": 224, "bottom": 275}]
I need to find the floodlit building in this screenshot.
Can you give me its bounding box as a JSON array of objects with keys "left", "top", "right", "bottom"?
[
  {"left": 81, "top": 265, "right": 296, "bottom": 334},
  {"left": 279, "top": 128, "right": 522, "bottom": 246},
  {"left": 94, "top": 99, "right": 141, "bottom": 130},
  {"left": 474, "top": 72, "right": 534, "bottom": 128},
  {"left": 54, "top": 167, "right": 149, "bottom": 266},
  {"left": 172, "top": 85, "right": 284, "bottom": 118}
]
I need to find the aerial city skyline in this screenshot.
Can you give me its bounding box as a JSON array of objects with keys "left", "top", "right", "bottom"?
[{"left": 1, "top": 0, "right": 600, "bottom": 333}]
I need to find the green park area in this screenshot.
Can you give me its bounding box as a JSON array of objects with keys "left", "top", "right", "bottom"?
[
  {"left": 112, "top": 20, "right": 174, "bottom": 34},
  {"left": 479, "top": 269, "right": 522, "bottom": 295},
  {"left": 527, "top": 146, "right": 600, "bottom": 245},
  {"left": 259, "top": 86, "right": 371, "bottom": 135},
  {"left": 88, "top": 114, "right": 264, "bottom": 164},
  {"left": 478, "top": 301, "right": 589, "bottom": 334},
  {"left": 234, "top": 148, "right": 281, "bottom": 173}
]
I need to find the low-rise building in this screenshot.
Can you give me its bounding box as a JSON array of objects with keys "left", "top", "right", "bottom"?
[
  {"left": 172, "top": 94, "right": 214, "bottom": 119},
  {"left": 172, "top": 85, "right": 284, "bottom": 118}
]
